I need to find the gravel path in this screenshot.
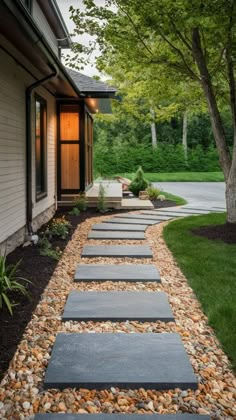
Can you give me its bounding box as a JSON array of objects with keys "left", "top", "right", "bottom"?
[{"left": 0, "top": 213, "right": 235, "bottom": 419}]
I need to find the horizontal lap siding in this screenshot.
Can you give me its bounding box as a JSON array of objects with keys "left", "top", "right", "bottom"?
[
  {"left": 0, "top": 50, "right": 27, "bottom": 243},
  {"left": 0, "top": 48, "right": 56, "bottom": 246}
]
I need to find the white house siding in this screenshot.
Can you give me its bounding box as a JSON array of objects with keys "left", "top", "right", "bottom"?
[
  {"left": 32, "top": 0, "right": 59, "bottom": 57},
  {"left": 0, "top": 48, "right": 56, "bottom": 253}
]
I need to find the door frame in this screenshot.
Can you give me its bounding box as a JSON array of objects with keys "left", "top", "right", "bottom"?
[{"left": 57, "top": 100, "right": 85, "bottom": 200}]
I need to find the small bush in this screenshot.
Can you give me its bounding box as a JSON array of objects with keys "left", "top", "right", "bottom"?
[
  {"left": 0, "top": 256, "right": 31, "bottom": 315},
  {"left": 69, "top": 207, "right": 80, "bottom": 216},
  {"left": 38, "top": 237, "right": 62, "bottom": 261},
  {"left": 129, "top": 167, "right": 148, "bottom": 196},
  {"left": 97, "top": 183, "right": 108, "bottom": 213},
  {"left": 73, "top": 193, "right": 88, "bottom": 211},
  {"left": 146, "top": 186, "right": 161, "bottom": 200},
  {"left": 158, "top": 194, "right": 166, "bottom": 201},
  {"left": 46, "top": 216, "right": 71, "bottom": 239}
]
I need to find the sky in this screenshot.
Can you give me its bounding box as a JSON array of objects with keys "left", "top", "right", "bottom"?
[{"left": 57, "top": 0, "right": 102, "bottom": 77}]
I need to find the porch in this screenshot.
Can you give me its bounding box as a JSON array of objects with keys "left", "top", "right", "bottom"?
[{"left": 58, "top": 181, "right": 153, "bottom": 210}]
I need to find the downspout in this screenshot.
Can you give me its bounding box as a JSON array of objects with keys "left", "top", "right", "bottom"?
[{"left": 26, "top": 65, "right": 58, "bottom": 236}]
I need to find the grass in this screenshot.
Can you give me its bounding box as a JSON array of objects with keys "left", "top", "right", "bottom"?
[
  {"left": 163, "top": 213, "right": 236, "bottom": 371},
  {"left": 162, "top": 191, "right": 187, "bottom": 205},
  {"left": 116, "top": 172, "right": 224, "bottom": 182}
]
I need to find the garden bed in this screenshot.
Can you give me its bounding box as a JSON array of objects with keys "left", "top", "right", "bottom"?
[
  {"left": 192, "top": 221, "right": 236, "bottom": 244},
  {"left": 0, "top": 207, "right": 130, "bottom": 381}
]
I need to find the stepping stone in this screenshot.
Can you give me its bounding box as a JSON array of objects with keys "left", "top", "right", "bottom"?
[
  {"left": 44, "top": 333, "right": 198, "bottom": 390},
  {"left": 142, "top": 211, "right": 195, "bottom": 218},
  {"left": 92, "top": 223, "right": 146, "bottom": 231},
  {"left": 62, "top": 291, "right": 174, "bottom": 322},
  {"left": 74, "top": 264, "right": 161, "bottom": 282},
  {"left": 141, "top": 212, "right": 175, "bottom": 219},
  {"left": 88, "top": 231, "right": 146, "bottom": 240},
  {"left": 104, "top": 218, "right": 157, "bottom": 225},
  {"left": 35, "top": 414, "right": 210, "bottom": 419},
  {"left": 116, "top": 213, "right": 173, "bottom": 221},
  {"left": 81, "top": 245, "right": 152, "bottom": 258}
]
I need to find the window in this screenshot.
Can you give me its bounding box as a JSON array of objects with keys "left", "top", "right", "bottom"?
[{"left": 35, "top": 96, "right": 47, "bottom": 201}]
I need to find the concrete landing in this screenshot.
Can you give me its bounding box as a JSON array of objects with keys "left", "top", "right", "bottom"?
[
  {"left": 62, "top": 291, "right": 174, "bottom": 322},
  {"left": 44, "top": 333, "right": 198, "bottom": 390},
  {"left": 81, "top": 245, "right": 153, "bottom": 258},
  {"left": 74, "top": 264, "right": 161, "bottom": 282},
  {"left": 121, "top": 198, "right": 154, "bottom": 210}
]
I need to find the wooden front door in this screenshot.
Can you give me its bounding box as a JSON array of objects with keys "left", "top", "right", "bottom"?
[{"left": 58, "top": 104, "right": 82, "bottom": 197}]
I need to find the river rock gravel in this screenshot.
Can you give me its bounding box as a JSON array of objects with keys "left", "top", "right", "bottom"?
[{"left": 0, "top": 212, "right": 235, "bottom": 419}]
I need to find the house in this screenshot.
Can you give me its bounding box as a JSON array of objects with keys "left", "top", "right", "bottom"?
[{"left": 0, "top": 0, "right": 116, "bottom": 255}]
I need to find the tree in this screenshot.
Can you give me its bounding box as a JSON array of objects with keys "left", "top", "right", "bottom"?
[{"left": 69, "top": 0, "right": 236, "bottom": 222}]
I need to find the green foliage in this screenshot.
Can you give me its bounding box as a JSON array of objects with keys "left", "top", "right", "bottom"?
[
  {"left": 146, "top": 186, "right": 161, "bottom": 200},
  {"left": 69, "top": 207, "right": 81, "bottom": 216},
  {"left": 129, "top": 167, "right": 148, "bottom": 196},
  {"left": 120, "top": 172, "right": 224, "bottom": 182},
  {"left": 73, "top": 193, "right": 88, "bottom": 212},
  {"left": 45, "top": 217, "right": 71, "bottom": 240},
  {"left": 38, "top": 237, "right": 62, "bottom": 261},
  {"left": 163, "top": 213, "right": 236, "bottom": 371},
  {"left": 97, "top": 183, "right": 108, "bottom": 213},
  {"left": 94, "top": 137, "right": 221, "bottom": 175},
  {"left": 0, "top": 256, "right": 31, "bottom": 315}
]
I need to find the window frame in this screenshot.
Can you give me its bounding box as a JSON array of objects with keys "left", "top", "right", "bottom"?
[{"left": 35, "top": 94, "right": 47, "bottom": 202}]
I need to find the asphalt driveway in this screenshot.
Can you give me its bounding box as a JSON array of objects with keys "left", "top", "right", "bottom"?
[{"left": 153, "top": 182, "right": 226, "bottom": 208}]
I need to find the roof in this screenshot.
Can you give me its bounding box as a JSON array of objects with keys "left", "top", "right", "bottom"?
[
  {"left": 36, "top": 0, "right": 71, "bottom": 48},
  {"left": 66, "top": 68, "right": 116, "bottom": 97}
]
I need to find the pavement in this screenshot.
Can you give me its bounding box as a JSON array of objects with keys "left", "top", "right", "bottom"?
[{"left": 153, "top": 182, "right": 226, "bottom": 208}]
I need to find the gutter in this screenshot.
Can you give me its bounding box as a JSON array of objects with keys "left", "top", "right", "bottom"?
[
  {"left": 2, "top": 0, "right": 81, "bottom": 97},
  {"left": 26, "top": 65, "right": 59, "bottom": 236}
]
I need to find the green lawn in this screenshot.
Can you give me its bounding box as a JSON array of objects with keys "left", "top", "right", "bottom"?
[
  {"left": 163, "top": 213, "right": 236, "bottom": 371},
  {"left": 162, "top": 191, "right": 187, "bottom": 205},
  {"left": 117, "top": 172, "right": 224, "bottom": 182}
]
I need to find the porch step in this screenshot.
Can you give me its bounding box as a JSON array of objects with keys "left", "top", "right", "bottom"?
[
  {"left": 43, "top": 333, "right": 198, "bottom": 390},
  {"left": 88, "top": 231, "right": 146, "bottom": 240},
  {"left": 74, "top": 264, "right": 161, "bottom": 282},
  {"left": 62, "top": 291, "right": 174, "bottom": 322},
  {"left": 121, "top": 198, "right": 154, "bottom": 210},
  {"left": 81, "top": 245, "right": 153, "bottom": 258}
]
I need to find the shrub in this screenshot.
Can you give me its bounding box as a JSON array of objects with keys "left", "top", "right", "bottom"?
[
  {"left": 73, "top": 193, "right": 88, "bottom": 211},
  {"left": 158, "top": 194, "right": 166, "bottom": 201},
  {"left": 38, "top": 237, "right": 62, "bottom": 261},
  {"left": 97, "top": 183, "right": 108, "bottom": 213},
  {"left": 129, "top": 167, "right": 149, "bottom": 196},
  {"left": 69, "top": 207, "right": 80, "bottom": 216},
  {"left": 0, "top": 256, "right": 31, "bottom": 315},
  {"left": 146, "top": 186, "right": 161, "bottom": 200},
  {"left": 46, "top": 216, "right": 71, "bottom": 239}
]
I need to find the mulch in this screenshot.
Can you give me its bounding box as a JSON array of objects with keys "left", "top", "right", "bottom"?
[
  {"left": 0, "top": 206, "right": 130, "bottom": 381},
  {"left": 191, "top": 222, "right": 236, "bottom": 245}
]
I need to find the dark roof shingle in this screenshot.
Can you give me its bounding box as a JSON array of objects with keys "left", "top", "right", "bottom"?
[{"left": 66, "top": 68, "right": 116, "bottom": 95}]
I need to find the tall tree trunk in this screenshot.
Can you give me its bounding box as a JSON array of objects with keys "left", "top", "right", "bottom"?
[
  {"left": 182, "top": 110, "right": 188, "bottom": 159},
  {"left": 150, "top": 107, "right": 157, "bottom": 148},
  {"left": 192, "top": 27, "right": 236, "bottom": 222}
]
